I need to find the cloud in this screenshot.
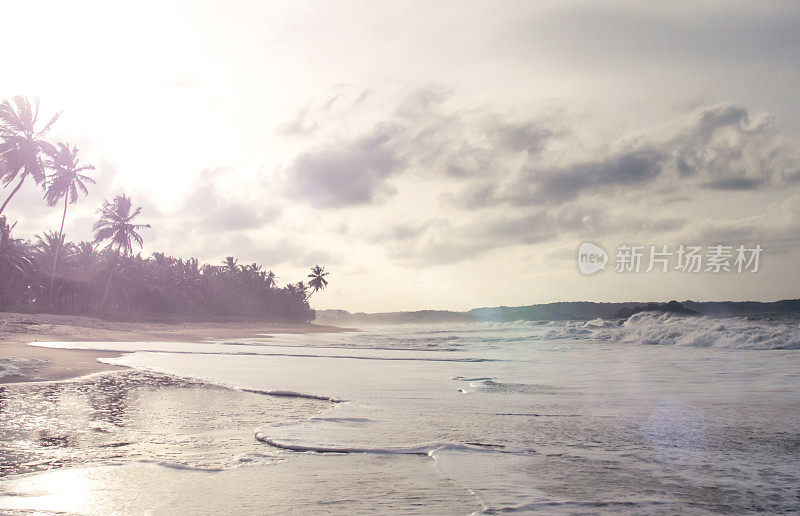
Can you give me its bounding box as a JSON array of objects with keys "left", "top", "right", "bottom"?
[
  {"left": 281, "top": 87, "right": 561, "bottom": 207},
  {"left": 458, "top": 103, "right": 798, "bottom": 207},
  {"left": 394, "top": 85, "right": 451, "bottom": 120},
  {"left": 284, "top": 90, "right": 799, "bottom": 215},
  {"left": 283, "top": 123, "right": 406, "bottom": 207},
  {"left": 702, "top": 177, "right": 763, "bottom": 191},
  {"left": 370, "top": 202, "right": 687, "bottom": 265},
  {"left": 277, "top": 105, "right": 319, "bottom": 136},
  {"left": 178, "top": 168, "right": 279, "bottom": 232},
  {"left": 176, "top": 233, "right": 304, "bottom": 266},
  {"left": 12, "top": 86, "right": 796, "bottom": 279},
  {"left": 278, "top": 88, "right": 374, "bottom": 137},
  {"left": 275, "top": 89, "right": 800, "bottom": 267},
  {"left": 203, "top": 203, "right": 279, "bottom": 231},
  {"left": 2, "top": 150, "right": 122, "bottom": 240},
  {"left": 781, "top": 170, "right": 800, "bottom": 184},
  {"left": 492, "top": 118, "right": 554, "bottom": 155},
  {"left": 503, "top": 3, "right": 800, "bottom": 71},
  {"left": 508, "top": 146, "right": 664, "bottom": 205},
  {"left": 688, "top": 194, "right": 800, "bottom": 256}
]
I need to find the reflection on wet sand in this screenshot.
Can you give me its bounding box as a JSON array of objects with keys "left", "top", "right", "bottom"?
[
  {"left": 0, "top": 371, "right": 324, "bottom": 476},
  {"left": 0, "top": 370, "right": 478, "bottom": 515}
]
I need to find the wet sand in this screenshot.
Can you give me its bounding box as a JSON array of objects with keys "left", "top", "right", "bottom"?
[
  {"left": 0, "top": 369, "right": 327, "bottom": 477},
  {"left": 0, "top": 312, "right": 348, "bottom": 384}
]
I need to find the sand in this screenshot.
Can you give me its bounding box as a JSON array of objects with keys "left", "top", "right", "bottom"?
[{"left": 0, "top": 312, "right": 348, "bottom": 384}]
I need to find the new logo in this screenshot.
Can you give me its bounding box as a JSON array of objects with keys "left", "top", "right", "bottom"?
[{"left": 577, "top": 242, "right": 608, "bottom": 275}]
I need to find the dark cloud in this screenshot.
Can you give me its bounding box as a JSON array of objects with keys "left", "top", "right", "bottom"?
[
  {"left": 490, "top": 118, "right": 555, "bottom": 155},
  {"left": 458, "top": 103, "right": 796, "bottom": 208},
  {"left": 282, "top": 87, "right": 560, "bottom": 206},
  {"left": 670, "top": 104, "right": 774, "bottom": 181},
  {"left": 275, "top": 91, "right": 796, "bottom": 266},
  {"left": 406, "top": 102, "right": 559, "bottom": 179},
  {"left": 515, "top": 147, "right": 663, "bottom": 205},
  {"left": 283, "top": 123, "right": 406, "bottom": 207},
  {"left": 702, "top": 177, "right": 763, "bottom": 191},
  {"left": 285, "top": 89, "right": 798, "bottom": 216}
]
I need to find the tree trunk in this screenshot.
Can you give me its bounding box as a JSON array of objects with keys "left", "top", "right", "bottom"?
[
  {"left": 49, "top": 196, "right": 69, "bottom": 309},
  {"left": 101, "top": 248, "right": 119, "bottom": 312},
  {"left": 0, "top": 175, "right": 26, "bottom": 216},
  {"left": 58, "top": 195, "right": 68, "bottom": 236}
]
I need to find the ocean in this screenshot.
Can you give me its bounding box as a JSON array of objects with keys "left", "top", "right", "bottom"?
[{"left": 1, "top": 313, "right": 799, "bottom": 514}]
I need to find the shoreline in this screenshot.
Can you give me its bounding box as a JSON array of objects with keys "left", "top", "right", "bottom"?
[{"left": 0, "top": 311, "right": 351, "bottom": 384}]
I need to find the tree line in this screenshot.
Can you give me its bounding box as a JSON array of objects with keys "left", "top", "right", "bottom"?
[{"left": 0, "top": 96, "right": 328, "bottom": 322}]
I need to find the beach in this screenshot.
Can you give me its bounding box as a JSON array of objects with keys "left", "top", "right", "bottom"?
[
  {"left": 0, "top": 312, "right": 346, "bottom": 384},
  {"left": 1, "top": 2, "right": 797, "bottom": 513},
  {"left": 1, "top": 313, "right": 799, "bottom": 513}
]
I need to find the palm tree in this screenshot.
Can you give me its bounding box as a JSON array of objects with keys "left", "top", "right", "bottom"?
[
  {"left": 35, "top": 231, "right": 67, "bottom": 269},
  {"left": 265, "top": 270, "right": 277, "bottom": 289},
  {"left": 0, "top": 97, "right": 59, "bottom": 215},
  {"left": 35, "top": 231, "right": 70, "bottom": 307},
  {"left": 93, "top": 194, "right": 150, "bottom": 309},
  {"left": 307, "top": 265, "right": 329, "bottom": 298},
  {"left": 222, "top": 256, "right": 239, "bottom": 273},
  {"left": 201, "top": 263, "right": 220, "bottom": 276},
  {"left": 43, "top": 143, "right": 94, "bottom": 296},
  {"left": 151, "top": 252, "right": 172, "bottom": 270},
  {"left": 45, "top": 143, "right": 95, "bottom": 235},
  {"left": 183, "top": 257, "right": 200, "bottom": 277},
  {"left": 74, "top": 241, "right": 97, "bottom": 268},
  {"left": 0, "top": 215, "right": 33, "bottom": 306}
]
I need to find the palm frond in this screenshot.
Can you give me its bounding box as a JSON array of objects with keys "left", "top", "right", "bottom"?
[{"left": 38, "top": 111, "right": 61, "bottom": 136}]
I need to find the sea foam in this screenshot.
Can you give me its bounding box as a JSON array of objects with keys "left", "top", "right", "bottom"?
[
  {"left": 545, "top": 313, "right": 800, "bottom": 349},
  {"left": 0, "top": 357, "right": 50, "bottom": 379}
]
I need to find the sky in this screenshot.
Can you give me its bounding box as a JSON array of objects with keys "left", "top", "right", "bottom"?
[{"left": 3, "top": 0, "right": 800, "bottom": 312}]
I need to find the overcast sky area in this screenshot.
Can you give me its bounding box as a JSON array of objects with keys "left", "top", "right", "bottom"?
[{"left": 3, "top": 0, "right": 800, "bottom": 312}]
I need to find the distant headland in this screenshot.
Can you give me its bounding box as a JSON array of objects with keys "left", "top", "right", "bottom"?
[{"left": 316, "top": 299, "right": 800, "bottom": 325}]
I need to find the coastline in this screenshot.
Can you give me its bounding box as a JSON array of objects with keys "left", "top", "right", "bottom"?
[{"left": 0, "top": 311, "right": 350, "bottom": 384}]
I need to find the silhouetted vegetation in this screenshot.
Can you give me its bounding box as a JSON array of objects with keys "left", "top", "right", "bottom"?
[
  {"left": 0, "top": 96, "right": 326, "bottom": 322},
  {"left": 612, "top": 301, "right": 699, "bottom": 319},
  {"left": 316, "top": 299, "right": 800, "bottom": 325}
]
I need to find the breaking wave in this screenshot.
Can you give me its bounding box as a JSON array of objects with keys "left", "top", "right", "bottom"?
[
  {"left": 254, "top": 433, "right": 506, "bottom": 457},
  {"left": 241, "top": 388, "right": 344, "bottom": 403},
  {"left": 543, "top": 313, "right": 800, "bottom": 350}
]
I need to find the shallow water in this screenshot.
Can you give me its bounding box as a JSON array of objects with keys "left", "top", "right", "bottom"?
[
  {"left": 0, "top": 370, "right": 323, "bottom": 476},
  {"left": 3, "top": 314, "right": 800, "bottom": 514}
]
